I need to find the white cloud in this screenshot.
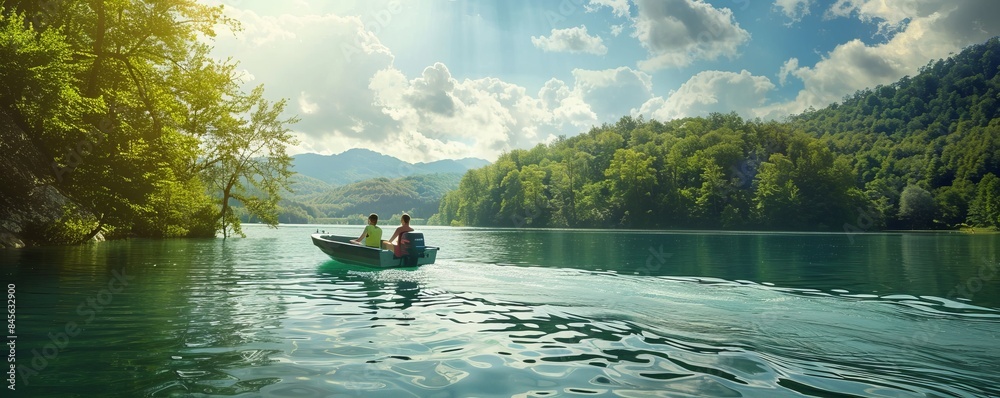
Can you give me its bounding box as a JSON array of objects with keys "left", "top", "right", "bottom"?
[
  {"left": 572, "top": 67, "right": 654, "bottom": 119},
  {"left": 638, "top": 70, "right": 775, "bottom": 121},
  {"left": 767, "top": 0, "right": 1000, "bottom": 118},
  {"left": 211, "top": 8, "right": 398, "bottom": 142},
  {"left": 610, "top": 24, "right": 624, "bottom": 37},
  {"left": 531, "top": 26, "right": 608, "bottom": 55},
  {"left": 632, "top": 0, "right": 751, "bottom": 70},
  {"left": 213, "top": 3, "right": 874, "bottom": 161},
  {"left": 539, "top": 79, "right": 599, "bottom": 128},
  {"left": 538, "top": 78, "right": 572, "bottom": 110},
  {"left": 297, "top": 92, "right": 319, "bottom": 115},
  {"left": 235, "top": 69, "right": 256, "bottom": 83},
  {"left": 826, "top": 0, "right": 945, "bottom": 34},
  {"left": 774, "top": 0, "right": 814, "bottom": 21},
  {"left": 586, "top": 0, "right": 631, "bottom": 18},
  {"left": 367, "top": 65, "right": 654, "bottom": 159},
  {"left": 209, "top": 7, "right": 603, "bottom": 162},
  {"left": 404, "top": 62, "right": 458, "bottom": 118},
  {"left": 777, "top": 58, "right": 799, "bottom": 86},
  {"left": 555, "top": 95, "right": 601, "bottom": 128},
  {"left": 370, "top": 62, "right": 580, "bottom": 159}
]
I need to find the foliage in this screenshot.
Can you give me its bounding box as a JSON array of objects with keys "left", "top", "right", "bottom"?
[
  {"left": 201, "top": 85, "right": 298, "bottom": 238},
  {"left": 436, "top": 114, "right": 864, "bottom": 230},
  {"left": 0, "top": 1, "right": 296, "bottom": 242},
  {"left": 789, "top": 37, "right": 1000, "bottom": 229},
  {"left": 438, "top": 38, "right": 1000, "bottom": 231},
  {"left": 898, "top": 185, "right": 935, "bottom": 229},
  {"left": 969, "top": 173, "right": 1000, "bottom": 228},
  {"left": 25, "top": 204, "right": 100, "bottom": 245}
]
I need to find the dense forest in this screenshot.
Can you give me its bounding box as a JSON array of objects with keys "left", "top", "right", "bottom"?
[
  {"left": 0, "top": 1, "right": 296, "bottom": 245},
  {"left": 434, "top": 38, "right": 1000, "bottom": 231}
]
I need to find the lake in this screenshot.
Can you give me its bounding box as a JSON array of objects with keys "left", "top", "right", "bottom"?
[{"left": 2, "top": 225, "right": 999, "bottom": 397}]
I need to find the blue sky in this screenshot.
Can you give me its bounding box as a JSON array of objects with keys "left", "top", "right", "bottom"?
[{"left": 202, "top": 0, "right": 1000, "bottom": 162}]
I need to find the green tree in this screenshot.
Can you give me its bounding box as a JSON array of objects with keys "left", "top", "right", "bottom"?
[
  {"left": 898, "top": 185, "right": 936, "bottom": 229},
  {"left": 753, "top": 154, "right": 801, "bottom": 228},
  {"left": 1, "top": 0, "right": 300, "bottom": 243},
  {"left": 576, "top": 181, "right": 612, "bottom": 227},
  {"left": 203, "top": 86, "right": 298, "bottom": 238},
  {"left": 1, "top": 10, "right": 99, "bottom": 240},
  {"left": 605, "top": 148, "right": 655, "bottom": 226},
  {"left": 62, "top": 0, "right": 232, "bottom": 240},
  {"left": 498, "top": 168, "right": 524, "bottom": 226},
  {"left": 969, "top": 173, "right": 1000, "bottom": 228},
  {"left": 934, "top": 180, "right": 974, "bottom": 227},
  {"left": 694, "top": 160, "right": 728, "bottom": 225}
]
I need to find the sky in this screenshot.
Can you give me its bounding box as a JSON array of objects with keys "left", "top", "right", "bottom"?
[{"left": 200, "top": 0, "right": 1000, "bottom": 163}]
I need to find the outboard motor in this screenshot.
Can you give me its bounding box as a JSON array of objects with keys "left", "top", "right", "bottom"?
[{"left": 400, "top": 232, "right": 426, "bottom": 266}]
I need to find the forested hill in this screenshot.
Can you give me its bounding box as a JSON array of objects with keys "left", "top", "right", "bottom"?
[
  {"left": 787, "top": 37, "right": 1000, "bottom": 229},
  {"left": 307, "top": 173, "right": 461, "bottom": 220},
  {"left": 434, "top": 37, "right": 1000, "bottom": 231},
  {"left": 261, "top": 173, "right": 463, "bottom": 224}
]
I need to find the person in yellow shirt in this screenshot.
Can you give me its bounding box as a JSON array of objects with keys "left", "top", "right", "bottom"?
[{"left": 350, "top": 213, "right": 382, "bottom": 248}]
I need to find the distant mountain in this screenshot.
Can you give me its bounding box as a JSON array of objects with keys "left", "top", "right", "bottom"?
[
  {"left": 292, "top": 148, "right": 489, "bottom": 185},
  {"left": 305, "top": 173, "right": 463, "bottom": 219},
  {"left": 414, "top": 158, "right": 492, "bottom": 174}
]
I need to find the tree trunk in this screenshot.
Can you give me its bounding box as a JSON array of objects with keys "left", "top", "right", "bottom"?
[
  {"left": 219, "top": 182, "right": 233, "bottom": 239},
  {"left": 85, "top": 0, "right": 106, "bottom": 98},
  {"left": 220, "top": 194, "right": 230, "bottom": 239},
  {"left": 78, "top": 213, "right": 105, "bottom": 244}
]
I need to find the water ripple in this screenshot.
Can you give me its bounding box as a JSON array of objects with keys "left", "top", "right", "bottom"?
[{"left": 8, "top": 227, "right": 1000, "bottom": 397}]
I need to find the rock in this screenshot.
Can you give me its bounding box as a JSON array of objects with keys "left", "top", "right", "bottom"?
[{"left": 0, "top": 231, "right": 24, "bottom": 249}]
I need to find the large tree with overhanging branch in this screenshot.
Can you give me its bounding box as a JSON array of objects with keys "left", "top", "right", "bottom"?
[{"left": 0, "top": 0, "right": 298, "bottom": 242}]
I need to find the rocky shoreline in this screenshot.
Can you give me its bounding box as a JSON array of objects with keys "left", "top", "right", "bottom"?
[{"left": 0, "top": 185, "right": 96, "bottom": 249}]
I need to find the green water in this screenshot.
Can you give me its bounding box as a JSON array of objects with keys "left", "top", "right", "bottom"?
[{"left": 2, "top": 225, "right": 999, "bottom": 397}]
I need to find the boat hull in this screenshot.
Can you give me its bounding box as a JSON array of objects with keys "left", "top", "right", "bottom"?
[{"left": 311, "top": 234, "right": 438, "bottom": 268}]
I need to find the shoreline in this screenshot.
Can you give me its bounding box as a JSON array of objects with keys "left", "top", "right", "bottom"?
[{"left": 4, "top": 224, "right": 996, "bottom": 250}]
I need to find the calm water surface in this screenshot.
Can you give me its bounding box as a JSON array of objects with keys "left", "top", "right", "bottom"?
[{"left": 2, "top": 225, "right": 999, "bottom": 397}]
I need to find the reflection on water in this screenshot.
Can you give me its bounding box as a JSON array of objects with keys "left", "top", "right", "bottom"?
[{"left": 2, "top": 225, "right": 998, "bottom": 397}]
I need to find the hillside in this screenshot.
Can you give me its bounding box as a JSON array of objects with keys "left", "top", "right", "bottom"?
[
  {"left": 434, "top": 37, "right": 1000, "bottom": 230},
  {"left": 788, "top": 36, "right": 1000, "bottom": 228},
  {"left": 292, "top": 148, "right": 489, "bottom": 185},
  {"left": 306, "top": 173, "right": 463, "bottom": 220},
  {"left": 250, "top": 173, "right": 463, "bottom": 224},
  {"left": 256, "top": 149, "right": 488, "bottom": 224}
]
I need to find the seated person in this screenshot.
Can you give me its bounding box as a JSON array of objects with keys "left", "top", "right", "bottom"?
[
  {"left": 382, "top": 214, "right": 415, "bottom": 255},
  {"left": 350, "top": 213, "right": 382, "bottom": 248}
]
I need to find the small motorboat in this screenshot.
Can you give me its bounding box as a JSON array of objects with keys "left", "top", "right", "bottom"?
[{"left": 311, "top": 232, "right": 439, "bottom": 268}]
